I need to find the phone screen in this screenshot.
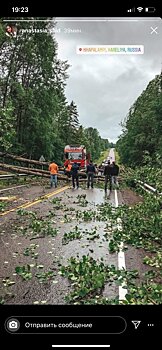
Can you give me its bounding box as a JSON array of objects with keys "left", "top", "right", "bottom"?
[{"left": 0, "top": 4, "right": 161, "bottom": 349}]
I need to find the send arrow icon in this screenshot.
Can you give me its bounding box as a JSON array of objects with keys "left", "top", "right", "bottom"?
[{"left": 131, "top": 320, "right": 141, "bottom": 329}]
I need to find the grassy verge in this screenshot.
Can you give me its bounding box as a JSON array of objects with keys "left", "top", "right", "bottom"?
[
  {"left": 94, "top": 149, "right": 109, "bottom": 165},
  {"left": 114, "top": 149, "right": 120, "bottom": 164}
]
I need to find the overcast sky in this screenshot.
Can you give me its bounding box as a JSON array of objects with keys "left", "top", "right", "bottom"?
[{"left": 55, "top": 18, "right": 162, "bottom": 142}]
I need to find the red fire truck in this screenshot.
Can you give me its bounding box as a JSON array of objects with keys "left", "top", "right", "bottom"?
[{"left": 64, "top": 145, "right": 90, "bottom": 168}]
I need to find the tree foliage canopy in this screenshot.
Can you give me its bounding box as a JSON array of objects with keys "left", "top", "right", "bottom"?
[
  {"left": 0, "top": 18, "right": 111, "bottom": 163},
  {"left": 116, "top": 74, "right": 162, "bottom": 167}
]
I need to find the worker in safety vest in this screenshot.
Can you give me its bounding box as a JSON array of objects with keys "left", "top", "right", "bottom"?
[
  {"left": 65, "top": 160, "right": 72, "bottom": 178},
  {"left": 49, "top": 161, "right": 58, "bottom": 188}
]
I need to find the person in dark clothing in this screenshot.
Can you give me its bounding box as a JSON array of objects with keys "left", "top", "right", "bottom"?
[
  {"left": 111, "top": 161, "right": 119, "bottom": 186},
  {"left": 86, "top": 160, "right": 96, "bottom": 189},
  {"left": 104, "top": 160, "right": 113, "bottom": 192},
  {"left": 71, "top": 162, "right": 79, "bottom": 189},
  {"left": 98, "top": 163, "right": 104, "bottom": 176}
]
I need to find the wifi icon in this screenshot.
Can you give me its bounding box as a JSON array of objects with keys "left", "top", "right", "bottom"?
[{"left": 137, "top": 7, "right": 143, "bottom": 12}]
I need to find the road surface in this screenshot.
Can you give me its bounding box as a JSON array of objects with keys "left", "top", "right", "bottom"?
[{"left": 0, "top": 149, "right": 149, "bottom": 305}]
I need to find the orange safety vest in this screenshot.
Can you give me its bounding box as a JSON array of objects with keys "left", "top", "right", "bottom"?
[
  {"left": 49, "top": 163, "right": 58, "bottom": 175},
  {"left": 66, "top": 164, "right": 72, "bottom": 171}
]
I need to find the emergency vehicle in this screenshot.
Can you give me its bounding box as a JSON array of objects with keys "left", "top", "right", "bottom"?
[{"left": 64, "top": 145, "right": 90, "bottom": 168}]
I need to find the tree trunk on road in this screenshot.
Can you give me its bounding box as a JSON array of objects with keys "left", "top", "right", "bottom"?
[
  {"left": 0, "top": 152, "right": 49, "bottom": 166},
  {"left": 0, "top": 163, "right": 68, "bottom": 180}
]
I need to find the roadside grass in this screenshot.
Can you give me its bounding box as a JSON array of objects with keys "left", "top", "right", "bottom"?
[
  {"left": 114, "top": 150, "right": 120, "bottom": 164},
  {"left": 0, "top": 201, "right": 7, "bottom": 212},
  {"left": 94, "top": 149, "right": 109, "bottom": 165}
]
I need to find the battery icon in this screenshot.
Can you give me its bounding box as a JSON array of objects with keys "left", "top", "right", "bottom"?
[{"left": 145, "top": 7, "right": 156, "bottom": 13}]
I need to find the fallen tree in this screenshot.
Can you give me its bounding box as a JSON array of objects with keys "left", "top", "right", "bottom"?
[
  {"left": 0, "top": 163, "right": 108, "bottom": 182},
  {"left": 12, "top": 165, "right": 50, "bottom": 175},
  {"left": 0, "top": 152, "right": 49, "bottom": 166},
  {"left": 0, "top": 163, "right": 68, "bottom": 180},
  {"left": 0, "top": 152, "right": 66, "bottom": 172}
]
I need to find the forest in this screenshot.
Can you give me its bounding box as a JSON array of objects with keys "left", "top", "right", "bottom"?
[
  {"left": 116, "top": 73, "right": 162, "bottom": 168},
  {"left": 1, "top": 17, "right": 161, "bottom": 170},
  {"left": 0, "top": 17, "right": 112, "bottom": 165}
]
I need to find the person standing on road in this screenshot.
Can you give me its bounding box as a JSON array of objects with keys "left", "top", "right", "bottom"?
[
  {"left": 98, "top": 163, "right": 104, "bottom": 176},
  {"left": 111, "top": 161, "right": 119, "bottom": 187},
  {"left": 86, "top": 160, "right": 96, "bottom": 189},
  {"left": 65, "top": 160, "right": 72, "bottom": 178},
  {"left": 49, "top": 161, "right": 58, "bottom": 188},
  {"left": 104, "top": 160, "right": 113, "bottom": 192},
  {"left": 98, "top": 164, "right": 102, "bottom": 176},
  {"left": 71, "top": 162, "right": 80, "bottom": 189}
]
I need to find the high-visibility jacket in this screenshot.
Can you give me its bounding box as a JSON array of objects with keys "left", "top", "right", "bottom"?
[
  {"left": 49, "top": 163, "right": 58, "bottom": 175},
  {"left": 66, "top": 164, "right": 72, "bottom": 172}
]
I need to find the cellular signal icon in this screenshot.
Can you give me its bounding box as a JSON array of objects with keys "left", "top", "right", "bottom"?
[
  {"left": 127, "top": 7, "right": 135, "bottom": 12},
  {"left": 137, "top": 7, "right": 143, "bottom": 12}
]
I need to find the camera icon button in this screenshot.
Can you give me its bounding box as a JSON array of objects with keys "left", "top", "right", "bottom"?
[{"left": 6, "top": 318, "right": 20, "bottom": 332}]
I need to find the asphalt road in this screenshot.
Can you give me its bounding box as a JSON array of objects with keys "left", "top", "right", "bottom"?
[
  {"left": 0, "top": 149, "right": 148, "bottom": 305},
  {"left": 0, "top": 186, "right": 119, "bottom": 303},
  {"left": 108, "top": 148, "right": 115, "bottom": 163}
]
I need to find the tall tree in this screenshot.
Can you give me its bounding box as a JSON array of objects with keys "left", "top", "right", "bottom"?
[
  {"left": 0, "top": 18, "right": 112, "bottom": 164},
  {"left": 116, "top": 73, "right": 162, "bottom": 167},
  {"left": 0, "top": 17, "right": 69, "bottom": 160}
]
